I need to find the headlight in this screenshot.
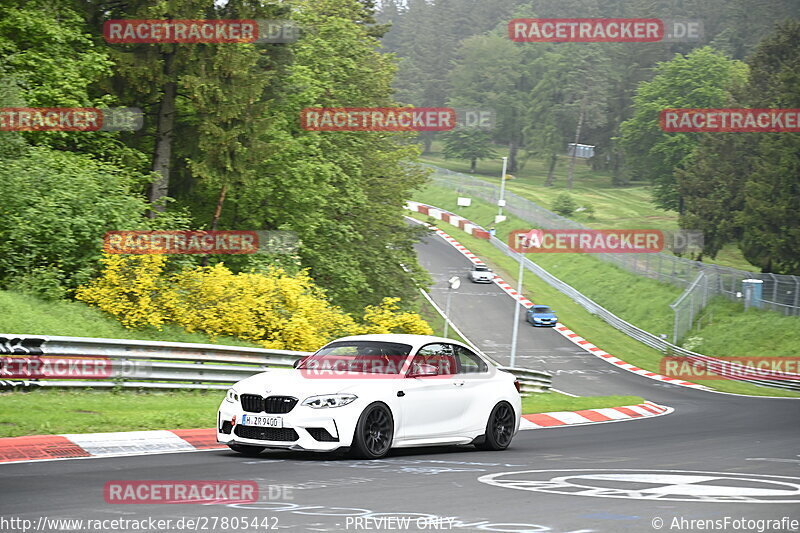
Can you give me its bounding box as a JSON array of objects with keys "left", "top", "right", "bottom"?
[
  {"left": 225, "top": 388, "right": 239, "bottom": 403},
  {"left": 302, "top": 394, "right": 357, "bottom": 409}
]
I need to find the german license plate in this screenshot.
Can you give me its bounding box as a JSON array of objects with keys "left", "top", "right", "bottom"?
[{"left": 240, "top": 414, "right": 283, "bottom": 428}]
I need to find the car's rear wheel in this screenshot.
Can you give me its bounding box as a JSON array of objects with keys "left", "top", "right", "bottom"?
[
  {"left": 228, "top": 443, "right": 265, "bottom": 457},
  {"left": 476, "top": 401, "right": 515, "bottom": 451},
  {"left": 351, "top": 402, "right": 394, "bottom": 459}
]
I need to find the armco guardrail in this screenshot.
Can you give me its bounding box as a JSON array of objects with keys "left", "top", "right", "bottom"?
[
  {"left": 0, "top": 334, "right": 551, "bottom": 394},
  {"left": 409, "top": 202, "right": 800, "bottom": 393},
  {"left": 500, "top": 366, "right": 552, "bottom": 394},
  {"left": 0, "top": 334, "right": 305, "bottom": 390}
]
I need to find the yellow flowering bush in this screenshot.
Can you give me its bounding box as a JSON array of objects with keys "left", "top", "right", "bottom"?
[
  {"left": 361, "top": 297, "right": 434, "bottom": 336},
  {"left": 76, "top": 254, "right": 432, "bottom": 351},
  {"left": 74, "top": 254, "right": 169, "bottom": 329},
  {"left": 162, "top": 264, "right": 361, "bottom": 351}
]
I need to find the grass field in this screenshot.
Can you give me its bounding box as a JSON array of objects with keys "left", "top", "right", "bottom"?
[
  {"left": 0, "top": 287, "right": 456, "bottom": 347},
  {"left": 407, "top": 209, "right": 800, "bottom": 397},
  {"left": 679, "top": 299, "right": 800, "bottom": 358},
  {"left": 0, "top": 388, "right": 646, "bottom": 438},
  {"left": 0, "top": 389, "right": 221, "bottom": 437},
  {"left": 420, "top": 145, "right": 757, "bottom": 272},
  {"left": 0, "top": 290, "right": 260, "bottom": 347}
]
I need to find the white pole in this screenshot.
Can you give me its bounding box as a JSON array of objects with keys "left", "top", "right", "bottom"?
[
  {"left": 509, "top": 250, "right": 524, "bottom": 367},
  {"left": 444, "top": 288, "right": 453, "bottom": 338},
  {"left": 498, "top": 156, "right": 508, "bottom": 218}
]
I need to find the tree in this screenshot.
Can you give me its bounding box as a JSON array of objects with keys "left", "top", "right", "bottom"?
[
  {"left": 0, "top": 0, "right": 141, "bottom": 166},
  {"left": 87, "top": 0, "right": 225, "bottom": 212},
  {"left": 441, "top": 128, "right": 497, "bottom": 172},
  {"left": 524, "top": 44, "right": 607, "bottom": 188},
  {"left": 675, "top": 21, "right": 800, "bottom": 273},
  {"left": 618, "top": 47, "right": 748, "bottom": 211},
  {"left": 180, "top": 0, "right": 287, "bottom": 233},
  {"left": 0, "top": 148, "right": 152, "bottom": 294},
  {"left": 552, "top": 193, "right": 577, "bottom": 217},
  {"left": 737, "top": 20, "right": 800, "bottom": 273},
  {"left": 676, "top": 133, "right": 753, "bottom": 260},
  {"left": 447, "top": 31, "right": 529, "bottom": 172},
  {"left": 220, "top": 0, "right": 430, "bottom": 312}
]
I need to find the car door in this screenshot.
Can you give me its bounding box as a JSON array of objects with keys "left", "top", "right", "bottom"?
[
  {"left": 397, "top": 343, "right": 464, "bottom": 442},
  {"left": 452, "top": 345, "right": 494, "bottom": 434}
]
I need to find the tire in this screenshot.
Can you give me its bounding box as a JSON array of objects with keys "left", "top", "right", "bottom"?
[
  {"left": 351, "top": 402, "right": 394, "bottom": 459},
  {"left": 475, "top": 401, "right": 515, "bottom": 451},
  {"left": 228, "top": 443, "right": 265, "bottom": 457}
]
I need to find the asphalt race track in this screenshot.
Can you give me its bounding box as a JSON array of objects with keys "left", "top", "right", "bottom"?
[{"left": 1, "top": 230, "right": 799, "bottom": 533}]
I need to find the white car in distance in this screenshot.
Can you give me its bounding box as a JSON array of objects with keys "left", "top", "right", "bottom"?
[
  {"left": 468, "top": 264, "right": 494, "bottom": 283},
  {"left": 217, "top": 334, "right": 521, "bottom": 459}
]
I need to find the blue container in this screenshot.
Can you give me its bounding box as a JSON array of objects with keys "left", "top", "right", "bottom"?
[{"left": 742, "top": 279, "right": 764, "bottom": 309}]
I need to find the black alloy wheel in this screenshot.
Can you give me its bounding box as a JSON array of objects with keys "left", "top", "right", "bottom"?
[
  {"left": 352, "top": 402, "right": 394, "bottom": 459},
  {"left": 476, "top": 401, "right": 515, "bottom": 451}
]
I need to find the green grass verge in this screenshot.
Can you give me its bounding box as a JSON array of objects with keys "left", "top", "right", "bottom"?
[
  {"left": 0, "top": 389, "right": 648, "bottom": 437},
  {"left": 521, "top": 393, "right": 644, "bottom": 414},
  {"left": 408, "top": 210, "right": 800, "bottom": 398},
  {"left": 420, "top": 146, "right": 757, "bottom": 272},
  {"left": 0, "top": 389, "right": 222, "bottom": 437},
  {"left": 0, "top": 290, "right": 268, "bottom": 348},
  {"left": 683, "top": 299, "right": 800, "bottom": 358}
]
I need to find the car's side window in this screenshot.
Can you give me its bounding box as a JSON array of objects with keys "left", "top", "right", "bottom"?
[
  {"left": 455, "top": 345, "right": 488, "bottom": 374},
  {"left": 413, "top": 343, "right": 456, "bottom": 376}
]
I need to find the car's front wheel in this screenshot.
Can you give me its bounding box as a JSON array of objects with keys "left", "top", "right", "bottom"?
[
  {"left": 351, "top": 402, "right": 394, "bottom": 459},
  {"left": 476, "top": 401, "right": 515, "bottom": 451},
  {"left": 228, "top": 443, "right": 265, "bottom": 457}
]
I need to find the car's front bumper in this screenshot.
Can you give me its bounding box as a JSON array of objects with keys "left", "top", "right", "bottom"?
[
  {"left": 530, "top": 320, "right": 557, "bottom": 327},
  {"left": 217, "top": 399, "right": 361, "bottom": 452}
]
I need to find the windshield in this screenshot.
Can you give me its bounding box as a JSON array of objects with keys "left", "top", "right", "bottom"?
[
  {"left": 298, "top": 340, "right": 413, "bottom": 374},
  {"left": 533, "top": 306, "right": 553, "bottom": 314},
  {"left": 475, "top": 266, "right": 490, "bottom": 271}
]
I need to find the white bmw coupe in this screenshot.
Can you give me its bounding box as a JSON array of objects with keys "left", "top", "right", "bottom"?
[{"left": 217, "top": 334, "right": 521, "bottom": 458}]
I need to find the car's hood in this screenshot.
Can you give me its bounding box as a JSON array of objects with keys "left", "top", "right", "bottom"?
[
  {"left": 233, "top": 368, "right": 404, "bottom": 397},
  {"left": 532, "top": 313, "right": 557, "bottom": 319}
]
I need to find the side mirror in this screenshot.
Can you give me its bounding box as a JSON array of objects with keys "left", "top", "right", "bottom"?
[
  {"left": 293, "top": 357, "right": 307, "bottom": 369},
  {"left": 407, "top": 363, "right": 438, "bottom": 378}
]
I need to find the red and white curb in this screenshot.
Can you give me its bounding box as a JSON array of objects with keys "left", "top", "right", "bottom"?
[
  {"left": 520, "top": 401, "right": 672, "bottom": 429},
  {"left": 406, "top": 201, "right": 709, "bottom": 391},
  {"left": 0, "top": 428, "right": 221, "bottom": 464},
  {"left": 0, "top": 402, "right": 671, "bottom": 464}
]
